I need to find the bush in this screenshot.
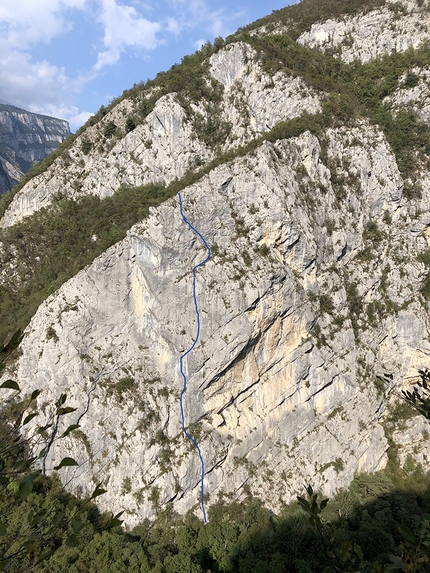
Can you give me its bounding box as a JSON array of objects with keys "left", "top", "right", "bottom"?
[
  {"left": 81, "top": 140, "right": 93, "bottom": 155},
  {"left": 125, "top": 117, "right": 137, "bottom": 132},
  {"left": 421, "top": 271, "right": 430, "bottom": 300},
  {"left": 403, "top": 71, "right": 420, "bottom": 88},
  {"left": 103, "top": 121, "right": 117, "bottom": 139}
]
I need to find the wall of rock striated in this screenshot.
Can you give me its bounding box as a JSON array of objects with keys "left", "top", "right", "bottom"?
[
  {"left": 297, "top": 0, "right": 429, "bottom": 63},
  {"left": 4, "top": 120, "right": 430, "bottom": 527}
]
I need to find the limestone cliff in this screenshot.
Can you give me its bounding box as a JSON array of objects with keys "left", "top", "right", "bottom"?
[
  {"left": 0, "top": 104, "right": 70, "bottom": 195},
  {"left": 1, "top": 0, "right": 430, "bottom": 527},
  {"left": 0, "top": 43, "right": 321, "bottom": 228}
]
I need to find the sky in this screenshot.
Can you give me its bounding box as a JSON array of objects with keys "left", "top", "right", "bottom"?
[{"left": 0, "top": 0, "right": 294, "bottom": 132}]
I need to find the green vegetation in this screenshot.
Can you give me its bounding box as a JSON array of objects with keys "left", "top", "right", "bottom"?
[
  {"left": 106, "top": 377, "right": 135, "bottom": 402},
  {"left": 80, "top": 140, "right": 93, "bottom": 155},
  {"left": 243, "top": 0, "right": 387, "bottom": 40},
  {"left": 3, "top": 413, "right": 430, "bottom": 573},
  {"left": 0, "top": 182, "right": 166, "bottom": 344},
  {"left": 401, "top": 369, "right": 430, "bottom": 422},
  {"left": 103, "top": 121, "right": 117, "bottom": 139},
  {"left": 345, "top": 280, "right": 363, "bottom": 338}
]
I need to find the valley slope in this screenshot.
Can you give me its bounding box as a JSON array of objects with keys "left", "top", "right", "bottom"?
[{"left": 1, "top": 0, "right": 430, "bottom": 527}]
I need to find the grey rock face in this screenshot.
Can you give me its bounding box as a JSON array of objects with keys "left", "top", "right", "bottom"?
[
  {"left": 384, "top": 67, "right": 430, "bottom": 124},
  {"left": 209, "top": 42, "right": 322, "bottom": 144},
  {"left": 297, "top": 0, "right": 429, "bottom": 63},
  {"left": 2, "top": 0, "right": 430, "bottom": 529},
  {"left": 4, "top": 121, "right": 430, "bottom": 527},
  {"left": 0, "top": 43, "right": 322, "bottom": 228},
  {"left": 0, "top": 104, "right": 70, "bottom": 195}
]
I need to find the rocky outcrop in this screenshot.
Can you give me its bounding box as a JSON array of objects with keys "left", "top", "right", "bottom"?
[
  {"left": 297, "top": 0, "right": 429, "bottom": 63},
  {"left": 4, "top": 119, "right": 430, "bottom": 527},
  {"left": 0, "top": 104, "right": 70, "bottom": 195},
  {"left": 209, "top": 42, "right": 322, "bottom": 145},
  {"left": 1, "top": 0, "right": 430, "bottom": 529},
  {"left": 384, "top": 67, "right": 430, "bottom": 124},
  {"left": 0, "top": 43, "right": 323, "bottom": 228}
]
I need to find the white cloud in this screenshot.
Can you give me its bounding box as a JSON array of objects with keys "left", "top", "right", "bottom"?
[
  {"left": 0, "top": 0, "right": 92, "bottom": 127},
  {"left": 0, "top": 44, "right": 92, "bottom": 130},
  {"left": 0, "top": 45, "right": 68, "bottom": 107},
  {"left": 165, "top": 0, "right": 245, "bottom": 42},
  {"left": 0, "top": 0, "right": 88, "bottom": 49},
  {"left": 0, "top": 0, "right": 248, "bottom": 131},
  {"left": 166, "top": 17, "right": 182, "bottom": 35},
  {"left": 0, "top": 0, "right": 163, "bottom": 129},
  {"left": 70, "top": 110, "right": 94, "bottom": 127},
  {"left": 94, "top": 0, "right": 161, "bottom": 71}
]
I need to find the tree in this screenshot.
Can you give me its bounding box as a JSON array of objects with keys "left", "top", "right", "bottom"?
[
  {"left": 401, "top": 370, "right": 430, "bottom": 421},
  {"left": 0, "top": 332, "right": 122, "bottom": 571}
]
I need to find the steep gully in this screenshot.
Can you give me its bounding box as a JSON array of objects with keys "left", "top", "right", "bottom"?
[{"left": 178, "top": 192, "right": 211, "bottom": 523}]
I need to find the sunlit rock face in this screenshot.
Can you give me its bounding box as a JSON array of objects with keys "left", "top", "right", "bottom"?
[
  {"left": 2, "top": 0, "right": 430, "bottom": 528},
  {"left": 5, "top": 123, "right": 430, "bottom": 526},
  {"left": 297, "top": 0, "right": 430, "bottom": 64}
]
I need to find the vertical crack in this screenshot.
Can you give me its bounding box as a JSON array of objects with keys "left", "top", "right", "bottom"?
[{"left": 178, "top": 192, "right": 211, "bottom": 524}]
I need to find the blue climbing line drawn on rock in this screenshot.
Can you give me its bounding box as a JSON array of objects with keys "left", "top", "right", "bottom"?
[{"left": 178, "top": 191, "right": 210, "bottom": 524}]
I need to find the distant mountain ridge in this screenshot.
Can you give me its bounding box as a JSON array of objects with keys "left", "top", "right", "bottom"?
[{"left": 0, "top": 104, "right": 70, "bottom": 194}]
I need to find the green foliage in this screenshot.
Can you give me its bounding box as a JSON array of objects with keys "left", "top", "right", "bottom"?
[
  {"left": 363, "top": 221, "right": 385, "bottom": 248},
  {"left": 242, "top": 0, "right": 387, "bottom": 40},
  {"left": 191, "top": 104, "right": 232, "bottom": 149},
  {"left": 403, "top": 71, "right": 420, "bottom": 88},
  {"left": 345, "top": 280, "right": 363, "bottom": 337},
  {"left": 401, "top": 369, "right": 430, "bottom": 421},
  {"left": 107, "top": 377, "right": 135, "bottom": 403},
  {"left": 81, "top": 140, "right": 93, "bottom": 155},
  {"left": 46, "top": 326, "right": 59, "bottom": 342},
  {"left": 103, "top": 121, "right": 117, "bottom": 139},
  {"left": 121, "top": 477, "right": 132, "bottom": 495},
  {"left": 418, "top": 248, "right": 430, "bottom": 267},
  {"left": 125, "top": 117, "right": 137, "bottom": 132},
  {"left": 319, "top": 294, "right": 335, "bottom": 315},
  {"left": 421, "top": 272, "right": 430, "bottom": 300},
  {"left": 265, "top": 112, "right": 327, "bottom": 142}
]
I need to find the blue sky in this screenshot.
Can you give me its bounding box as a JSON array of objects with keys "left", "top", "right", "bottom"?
[{"left": 0, "top": 0, "right": 294, "bottom": 132}]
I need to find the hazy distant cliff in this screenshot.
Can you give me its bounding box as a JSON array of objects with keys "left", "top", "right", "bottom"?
[{"left": 0, "top": 104, "right": 70, "bottom": 194}]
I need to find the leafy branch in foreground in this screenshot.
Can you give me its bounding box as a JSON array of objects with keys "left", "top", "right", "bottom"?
[
  {"left": 297, "top": 484, "right": 430, "bottom": 572},
  {"left": 0, "top": 332, "right": 122, "bottom": 571},
  {"left": 376, "top": 369, "right": 430, "bottom": 422},
  {"left": 401, "top": 370, "right": 430, "bottom": 421}
]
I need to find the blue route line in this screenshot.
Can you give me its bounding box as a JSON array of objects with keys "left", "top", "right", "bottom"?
[{"left": 178, "top": 192, "right": 210, "bottom": 524}]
